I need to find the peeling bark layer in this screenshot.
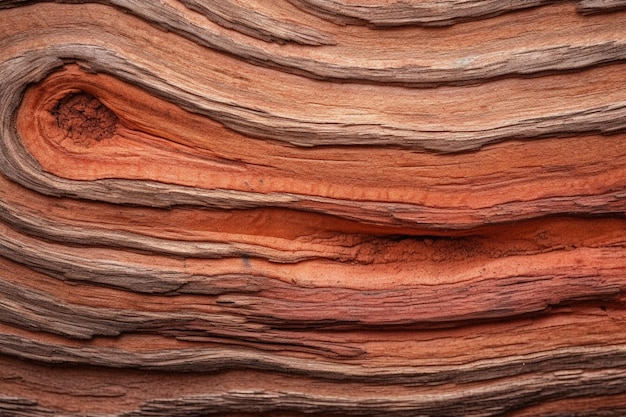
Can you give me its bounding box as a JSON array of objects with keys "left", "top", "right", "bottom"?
[{"left": 1, "top": 1, "right": 626, "bottom": 416}]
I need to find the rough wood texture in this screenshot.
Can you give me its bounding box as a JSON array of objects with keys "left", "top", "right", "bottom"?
[{"left": 1, "top": 1, "right": 626, "bottom": 416}]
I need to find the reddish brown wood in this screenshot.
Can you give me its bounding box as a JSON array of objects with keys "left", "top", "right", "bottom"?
[{"left": 1, "top": 1, "right": 626, "bottom": 416}]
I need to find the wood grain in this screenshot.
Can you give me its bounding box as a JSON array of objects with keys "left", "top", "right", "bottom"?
[{"left": 1, "top": 1, "right": 626, "bottom": 416}]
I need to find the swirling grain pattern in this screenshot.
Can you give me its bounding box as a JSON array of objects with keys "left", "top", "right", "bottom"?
[{"left": 1, "top": 1, "right": 626, "bottom": 416}]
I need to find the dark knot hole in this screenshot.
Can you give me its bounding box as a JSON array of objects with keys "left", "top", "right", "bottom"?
[{"left": 53, "top": 92, "right": 118, "bottom": 142}]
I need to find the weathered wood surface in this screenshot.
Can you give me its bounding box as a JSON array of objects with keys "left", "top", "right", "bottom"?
[{"left": 1, "top": 1, "right": 626, "bottom": 416}]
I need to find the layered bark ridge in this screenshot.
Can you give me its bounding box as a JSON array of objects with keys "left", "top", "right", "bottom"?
[{"left": 1, "top": 1, "right": 626, "bottom": 416}]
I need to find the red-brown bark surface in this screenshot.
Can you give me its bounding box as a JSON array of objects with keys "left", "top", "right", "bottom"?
[{"left": 1, "top": 1, "right": 626, "bottom": 416}]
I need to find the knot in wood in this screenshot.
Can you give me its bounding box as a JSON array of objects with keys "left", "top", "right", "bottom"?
[{"left": 54, "top": 92, "right": 118, "bottom": 143}]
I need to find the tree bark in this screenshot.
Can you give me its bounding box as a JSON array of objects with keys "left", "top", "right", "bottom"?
[{"left": 1, "top": 1, "right": 626, "bottom": 416}]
